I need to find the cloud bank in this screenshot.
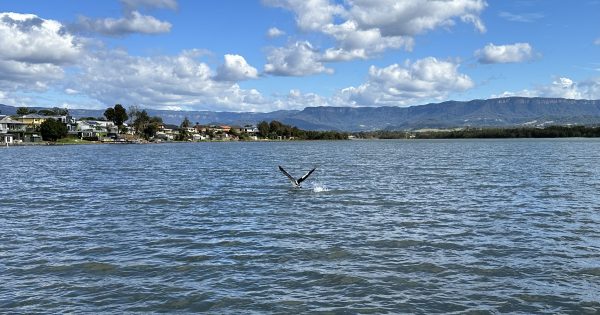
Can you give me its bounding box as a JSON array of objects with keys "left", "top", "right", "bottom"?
[
  {"left": 264, "top": 0, "right": 487, "bottom": 62},
  {"left": 0, "top": 12, "right": 81, "bottom": 91},
  {"left": 340, "top": 57, "right": 474, "bottom": 106},
  {"left": 494, "top": 77, "right": 600, "bottom": 100}
]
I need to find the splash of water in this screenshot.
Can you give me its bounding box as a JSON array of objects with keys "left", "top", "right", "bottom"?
[{"left": 312, "top": 183, "right": 329, "bottom": 193}]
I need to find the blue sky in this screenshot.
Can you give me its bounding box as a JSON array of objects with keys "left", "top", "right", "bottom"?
[{"left": 1, "top": 0, "right": 599, "bottom": 112}]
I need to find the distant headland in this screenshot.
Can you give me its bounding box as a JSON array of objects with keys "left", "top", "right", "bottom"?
[
  {"left": 4, "top": 97, "right": 600, "bottom": 144},
  {"left": 3, "top": 97, "right": 600, "bottom": 133}
]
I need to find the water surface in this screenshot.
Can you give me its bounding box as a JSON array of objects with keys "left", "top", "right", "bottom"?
[{"left": 1, "top": 139, "right": 599, "bottom": 313}]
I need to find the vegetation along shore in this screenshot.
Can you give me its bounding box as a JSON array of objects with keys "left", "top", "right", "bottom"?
[
  {"left": 0, "top": 104, "right": 348, "bottom": 145},
  {"left": 355, "top": 126, "right": 600, "bottom": 139},
  {"left": 4, "top": 104, "right": 600, "bottom": 146}
]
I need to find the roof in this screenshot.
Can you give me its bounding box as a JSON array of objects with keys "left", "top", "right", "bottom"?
[
  {"left": 0, "top": 116, "right": 26, "bottom": 124},
  {"left": 21, "top": 114, "right": 47, "bottom": 119}
]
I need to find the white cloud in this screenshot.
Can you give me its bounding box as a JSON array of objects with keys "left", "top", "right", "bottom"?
[
  {"left": 264, "top": 41, "right": 333, "bottom": 76},
  {"left": 0, "top": 60, "right": 63, "bottom": 90},
  {"left": 267, "top": 27, "right": 285, "bottom": 38},
  {"left": 120, "top": 0, "right": 178, "bottom": 10},
  {"left": 595, "top": 38, "right": 600, "bottom": 45},
  {"left": 285, "top": 89, "right": 330, "bottom": 108},
  {"left": 498, "top": 11, "right": 544, "bottom": 23},
  {"left": 493, "top": 77, "right": 600, "bottom": 100},
  {"left": 321, "top": 20, "right": 413, "bottom": 61},
  {"left": 0, "top": 12, "right": 81, "bottom": 93},
  {"left": 71, "top": 48, "right": 276, "bottom": 112},
  {"left": 76, "top": 11, "right": 171, "bottom": 36},
  {"left": 539, "top": 77, "right": 583, "bottom": 99},
  {"left": 263, "top": 0, "right": 344, "bottom": 32},
  {"left": 340, "top": 57, "right": 474, "bottom": 106},
  {"left": 0, "top": 12, "right": 82, "bottom": 64},
  {"left": 476, "top": 43, "right": 535, "bottom": 64},
  {"left": 348, "top": 0, "right": 487, "bottom": 35},
  {"left": 215, "top": 54, "right": 258, "bottom": 81},
  {"left": 264, "top": 0, "right": 487, "bottom": 61}
]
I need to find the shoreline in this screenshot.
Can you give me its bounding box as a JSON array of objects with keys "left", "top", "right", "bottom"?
[{"left": 5, "top": 136, "right": 600, "bottom": 147}]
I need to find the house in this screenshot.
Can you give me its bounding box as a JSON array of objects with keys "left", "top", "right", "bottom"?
[
  {"left": 0, "top": 115, "right": 7, "bottom": 133},
  {"left": 155, "top": 131, "right": 174, "bottom": 141},
  {"left": 184, "top": 127, "right": 196, "bottom": 134},
  {"left": 75, "top": 120, "right": 116, "bottom": 140},
  {"left": 1, "top": 133, "right": 14, "bottom": 144},
  {"left": 242, "top": 125, "right": 259, "bottom": 134},
  {"left": 17, "top": 114, "right": 74, "bottom": 126},
  {"left": 192, "top": 133, "right": 208, "bottom": 141},
  {"left": 194, "top": 125, "right": 208, "bottom": 133},
  {"left": 15, "top": 114, "right": 77, "bottom": 134},
  {"left": 16, "top": 114, "right": 48, "bottom": 127},
  {"left": 0, "top": 116, "right": 27, "bottom": 141}
]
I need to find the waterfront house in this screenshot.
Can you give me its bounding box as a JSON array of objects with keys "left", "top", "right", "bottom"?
[
  {"left": 16, "top": 114, "right": 47, "bottom": 127},
  {"left": 155, "top": 131, "right": 174, "bottom": 141},
  {"left": 0, "top": 115, "right": 7, "bottom": 133},
  {"left": 16, "top": 114, "right": 77, "bottom": 134},
  {"left": 0, "top": 116, "right": 27, "bottom": 141},
  {"left": 75, "top": 120, "right": 116, "bottom": 140},
  {"left": 192, "top": 133, "right": 207, "bottom": 141},
  {"left": 17, "top": 114, "right": 75, "bottom": 126},
  {"left": 242, "top": 125, "right": 259, "bottom": 134},
  {"left": 1, "top": 133, "right": 14, "bottom": 144}
]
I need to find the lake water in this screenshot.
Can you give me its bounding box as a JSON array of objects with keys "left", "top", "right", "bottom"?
[{"left": 1, "top": 139, "right": 600, "bottom": 313}]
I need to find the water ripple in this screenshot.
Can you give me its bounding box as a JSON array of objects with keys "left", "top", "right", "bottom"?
[{"left": 1, "top": 140, "right": 600, "bottom": 313}]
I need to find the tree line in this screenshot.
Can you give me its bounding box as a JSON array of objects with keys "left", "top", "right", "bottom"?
[
  {"left": 355, "top": 126, "right": 600, "bottom": 139},
  {"left": 257, "top": 120, "right": 348, "bottom": 140},
  {"left": 16, "top": 104, "right": 348, "bottom": 142}
]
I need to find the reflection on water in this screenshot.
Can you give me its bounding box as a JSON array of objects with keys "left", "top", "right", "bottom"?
[{"left": 1, "top": 139, "right": 600, "bottom": 313}]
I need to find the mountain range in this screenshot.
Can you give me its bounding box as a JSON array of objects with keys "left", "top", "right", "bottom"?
[{"left": 2, "top": 97, "right": 600, "bottom": 131}]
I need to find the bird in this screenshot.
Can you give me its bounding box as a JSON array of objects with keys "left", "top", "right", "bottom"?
[{"left": 278, "top": 165, "right": 316, "bottom": 187}]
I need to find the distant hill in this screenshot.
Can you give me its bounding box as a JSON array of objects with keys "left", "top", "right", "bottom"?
[
  {"left": 3, "top": 97, "right": 600, "bottom": 131},
  {"left": 291, "top": 98, "right": 600, "bottom": 131},
  {"left": 0, "top": 104, "right": 17, "bottom": 115}
]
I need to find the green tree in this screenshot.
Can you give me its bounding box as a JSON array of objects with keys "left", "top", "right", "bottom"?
[
  {"left": 39, "top": 118, "right": 67, "bottom": 141},
  {"left": 257, "top": 121, "right": 270, "bottom": 138},
  {"left": 133, "top": 110, "right": 150, "bottom": 136},
  {"left": 37, "top": 107, "right": 69, "bottom": 116},
  {"left": 104, "top": 104, "right": 128, "bottom": 133},
  {"left": 143, "top": 116, "right": 163, "bottom": 139},
  {"left": 16, "top": 107, "right": 36, "bottom": 115},
  {"left": 177, "top": 116, "right": 191, "bottom": 140}
]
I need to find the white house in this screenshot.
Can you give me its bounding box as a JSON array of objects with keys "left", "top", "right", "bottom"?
[
  {"left": 75, "top": 120, "right": 117, "bottom": 139},
  {"left": 1, "top": 133, "right": 13, "bottom": 144},
  {"left": 242, "top": 125, "right": 259, "bottom": 134},
  {"left": 0, "top": 116, "right": 27, "bottom": 141}
]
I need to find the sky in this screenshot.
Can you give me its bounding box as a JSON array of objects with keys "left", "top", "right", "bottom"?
[{"left": 1, "top": 0, "right": 599, "bottom": 112}]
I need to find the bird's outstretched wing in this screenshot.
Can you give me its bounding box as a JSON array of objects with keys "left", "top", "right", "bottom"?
[
  {"left": 297, "top": 167, "right": 316, "bottom": 184},
  {"left": 278, "top": 165, "right": 298, "bottom": 185}
]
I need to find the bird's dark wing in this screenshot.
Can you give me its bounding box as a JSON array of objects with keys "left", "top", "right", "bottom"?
[
  {"left": 278, "top": 165, "right": 297, "bottom": 185},
  {"left": 297, "top": 167, "right": 316, "bottom": 184}
]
